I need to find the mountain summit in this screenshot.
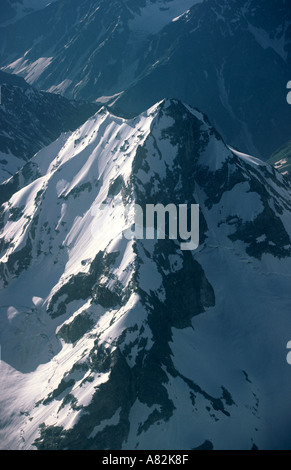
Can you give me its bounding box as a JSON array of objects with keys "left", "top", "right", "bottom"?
[{"left": 1, "top": 100, "right": 291, "bottom": 450}]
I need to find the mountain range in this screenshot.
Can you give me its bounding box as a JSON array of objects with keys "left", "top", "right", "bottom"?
[{"left": 0, "top": 0, "right": 290, "bottom": 159}]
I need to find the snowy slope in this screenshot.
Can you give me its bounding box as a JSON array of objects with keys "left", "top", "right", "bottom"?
[{"left": 1, "top": 100, "right": 291, "bottom": 450}]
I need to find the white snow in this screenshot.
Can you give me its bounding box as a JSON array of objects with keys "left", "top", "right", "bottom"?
[
  {"left": 47, "top": 79, "right": 73, "bottom": 95},
  {"left": 0, "top": 104, "right": 160, "bottom": 448},
  {"left": 172, "top": 10, "right": 190, "bottom": 23},
  {"left": 2, "top": 57, "right": 53, "bottom": 85},
  {"left": 7, "top": 306, "right": 20, "bottom": 322},
  {"left": 229, "top": 146, "right": 266, "bottom": 168}
]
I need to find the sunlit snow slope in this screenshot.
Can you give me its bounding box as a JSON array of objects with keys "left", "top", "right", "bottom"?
[{"left": 1, "top": 100, "right": 291, "bottom": 450}]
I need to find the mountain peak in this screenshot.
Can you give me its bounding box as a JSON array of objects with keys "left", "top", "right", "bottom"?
[{"left": 1, "top": 94, "right": 291, "bottom": 449}]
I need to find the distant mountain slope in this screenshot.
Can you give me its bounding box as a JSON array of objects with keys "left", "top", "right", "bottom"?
[
  {"left": 112, "top": 0, "right": 291, "bottom": 159},
  {"left": 0, "top": 0, "right": 290, "bottom": 159},
  {"left": 0, "top": 0, "right": 201, "bottom": 98},
  {"left": 0, "top": 0, "right": 60, "bottom": 26},
  {"left": 1, "top": 100, "right": 291, "bottom": 450},
  {"left": 0, "top": 71, "right": 99, "bottom": 182}
]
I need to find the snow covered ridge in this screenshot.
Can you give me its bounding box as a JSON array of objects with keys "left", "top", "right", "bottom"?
[{"left": 1, "top": 99, "right": 291, "bottom": 450}]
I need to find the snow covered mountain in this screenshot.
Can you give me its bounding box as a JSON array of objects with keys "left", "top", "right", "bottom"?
[
  {"left": 0, "top": 0, "right": 290, "bottom": 158},
  {"left": 0, "top": 70, "right": 98, "bottom": 183},
  {"left": 1, "top": 99, "right": 291, "bottom": 450}
]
